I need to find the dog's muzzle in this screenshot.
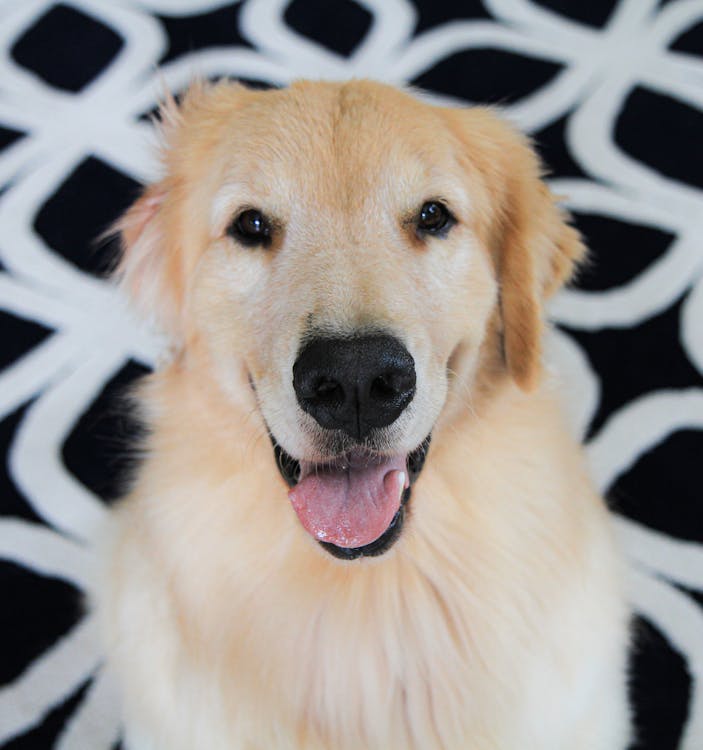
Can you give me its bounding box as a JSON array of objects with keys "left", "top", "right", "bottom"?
[{"left": 264, "top": 332, "right": 428, "bottom": 560}]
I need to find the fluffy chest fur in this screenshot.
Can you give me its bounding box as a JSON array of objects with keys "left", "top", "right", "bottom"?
[{"left": 101, "top": 371, "right": 628, "bottom": 750}]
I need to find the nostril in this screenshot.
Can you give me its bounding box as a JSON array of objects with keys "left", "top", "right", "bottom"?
[
  {"left": 370, "top": 371, "right": 416, "bottom": 403},
  {"left": 313, "top": 378, "right": 344, "bottom": 405},
  {"left": 370, "top": 373, "right": 397, "bottom": 401}
]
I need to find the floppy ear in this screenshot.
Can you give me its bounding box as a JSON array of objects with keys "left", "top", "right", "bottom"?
[
  {"left": 497, "top": 164, "right": 584, "bottom": 391},
  {"left": 445, "top": 108, "right": 585, "bottom": 390},
  {"left": 111, "top": 89, "right": 188, "bottom": 341},
  {"left": 112, "top": 182, "right": 185, "bottom": 340}
]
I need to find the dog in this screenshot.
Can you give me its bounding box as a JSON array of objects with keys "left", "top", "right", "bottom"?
[{"left": 98, "top": 79, "right": 631, "bottom": 749}]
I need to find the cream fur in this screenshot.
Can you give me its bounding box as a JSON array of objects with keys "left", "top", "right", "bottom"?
[{"left": 98, "top": 80, "right": 631, "bottom": 750}]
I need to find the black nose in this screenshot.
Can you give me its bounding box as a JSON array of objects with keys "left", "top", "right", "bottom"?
[{"left": 293, "top": 334, "right": 416, "bottom": 440}]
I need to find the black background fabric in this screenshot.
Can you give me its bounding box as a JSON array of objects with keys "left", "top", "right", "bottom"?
[{"left": 1, "top": 1, "right": 702, "bottom": 748}]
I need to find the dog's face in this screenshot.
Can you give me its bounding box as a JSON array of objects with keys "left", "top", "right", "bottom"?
[{"left": 117, "top": 80, "right": 583, "bottom": 559}]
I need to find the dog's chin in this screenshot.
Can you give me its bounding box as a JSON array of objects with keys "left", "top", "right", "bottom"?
[{"left": 271, "top": 435, "right": 431, "bottom": 560}]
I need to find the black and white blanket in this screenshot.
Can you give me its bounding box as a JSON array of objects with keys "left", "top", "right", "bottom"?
[{"left": 0, "top": 1, "right": 702, "bottom": 748}]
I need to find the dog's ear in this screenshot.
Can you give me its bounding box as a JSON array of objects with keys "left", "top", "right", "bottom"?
[
  {"left": 112, "top": 182, "right": 185, "bottom": 339},
  {"left": 111, "top": 89, "right": 190, "bottom": 341},
  {"left": 496, "top": 161, "right": 584, "bottom": 391},
  {"left": 445, "top": 108, "right": 585, "bottom": 390}
]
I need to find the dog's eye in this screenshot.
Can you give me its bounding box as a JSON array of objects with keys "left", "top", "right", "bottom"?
[
  {"left": 227, "top": 209, "right": 272, "bottom": 248},
  {"left": 417, "top": 201, "right": 454, "bottom": 236}
]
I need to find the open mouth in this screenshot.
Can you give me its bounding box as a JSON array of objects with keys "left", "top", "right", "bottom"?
[{"left": 272, "top": 436, "right": 431, "bottom": 560}]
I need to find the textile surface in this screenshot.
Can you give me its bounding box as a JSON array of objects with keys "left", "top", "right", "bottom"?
[{"left": 0, "top": 0, "right": 702, "bottom": 747}]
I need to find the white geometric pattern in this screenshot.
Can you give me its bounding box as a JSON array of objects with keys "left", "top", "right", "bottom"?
[{"left": 0, "top": 0, "right": 701, "bottom": 747}]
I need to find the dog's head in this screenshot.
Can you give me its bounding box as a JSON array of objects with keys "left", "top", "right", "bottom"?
[{"left": 116, "top": 80, "right": 583, "bottom": 559}]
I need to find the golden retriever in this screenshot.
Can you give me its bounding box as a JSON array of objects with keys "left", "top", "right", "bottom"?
[{"left": 99, "top": 80, "right": 631, "bottom": 749}]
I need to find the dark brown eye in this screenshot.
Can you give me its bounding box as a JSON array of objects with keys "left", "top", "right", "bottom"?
[
  {"left": 417, "top": 201, "right": 454, "bottom": 236},
  {"left": 227, "top": 209, "right": 272, "bottom": 247}
]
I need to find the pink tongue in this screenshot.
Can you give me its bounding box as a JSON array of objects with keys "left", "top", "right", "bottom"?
[{"left": 288, "top": 456, "right": 408, "bottom": 548}]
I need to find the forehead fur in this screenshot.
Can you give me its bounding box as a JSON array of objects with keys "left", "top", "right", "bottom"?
[{"left": 164, "top": 81, "right": 463, "bottom": 212}]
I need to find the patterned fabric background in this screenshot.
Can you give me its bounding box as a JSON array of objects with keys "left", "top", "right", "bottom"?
[{"left": 0, "top": 0, "right": 702, "bottom": 748}]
